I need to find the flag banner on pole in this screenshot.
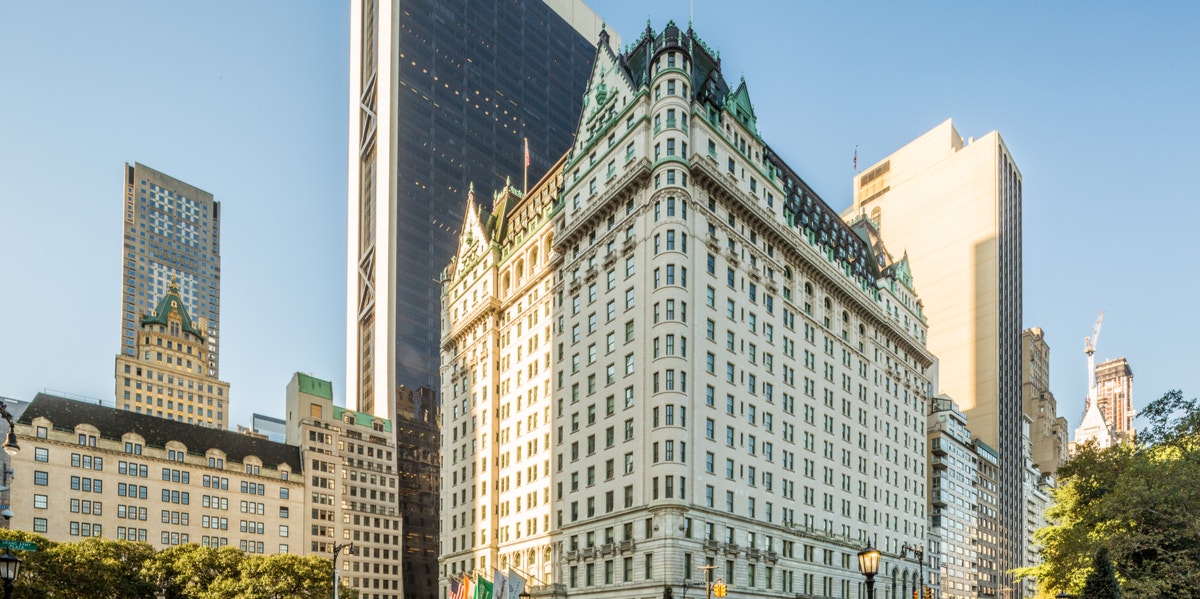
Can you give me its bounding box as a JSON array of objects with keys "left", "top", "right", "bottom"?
[
  {"left": 449, "top": 577, "right": 462, "bottom": 599},
  {"left": 475, "top": 573, "right": 494, "bottom": 599},
  {"left": 507, "top": 569, "right": 526, "bottom": 599},
  {"left": 524, "top": 137, "right": 531, "bottom": 167},
  {"left": 462, "top": 574, "right": 473, "bottom": 599},
  {"left": 493, "top": 568, "right": 509, "bottom": 599}
]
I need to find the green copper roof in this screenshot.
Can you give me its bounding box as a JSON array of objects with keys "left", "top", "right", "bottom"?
[
  {"left": 727, "top": 78, "right": 758, "bottom": 137},
  {"left": 331, "top": 405, "right": 393, "bottom": 433},
  {"left": 140, "top": 279, "right": 205, "bottom": 342},
  {"left": 296, "top": 373, "right": 333, "bottom": 400}
]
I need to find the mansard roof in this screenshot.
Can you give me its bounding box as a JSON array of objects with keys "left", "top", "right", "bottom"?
[
  {"left": 18, "top": 393, "right": 301, "bottom": 472},
  {"left": 140, "top": 279, "right": 205, "bottom": 341},
  {"left": 594, "top": 23, "right": 898, "bottom": 290}
]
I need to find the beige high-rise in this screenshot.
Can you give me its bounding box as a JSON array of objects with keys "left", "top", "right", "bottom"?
[
  {"left": 1021, "top": 328, "right": 1068, "bottom": 475},
  {"left": 1094, "top": 357, "right": 1134, "bottom": 438},
  {"left": 845, "top": 119, "right": 1024, "bottom": 591}
]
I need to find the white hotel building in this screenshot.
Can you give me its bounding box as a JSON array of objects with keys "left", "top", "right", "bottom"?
[{"left": 441, "top": 22, "right": 935, "bottom": 599}]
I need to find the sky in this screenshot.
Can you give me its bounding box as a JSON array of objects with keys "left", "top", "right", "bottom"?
[{"left": 1, "top": 1, "right": 1197, "bottom": 436}]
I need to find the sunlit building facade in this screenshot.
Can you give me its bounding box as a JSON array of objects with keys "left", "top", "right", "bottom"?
[
  {"left": 1093, "top": 358, "right": 1134, "bottom": 440},
  {"left": 442, "top": 22, "right": 938, "bottom": 599},
  {"left": 1021, "top": 328, "right": 1067, "bottom": 476},
  {"left": 928, "top": 396, "right": 978, "bottom": 599},
  {"left": 11, "top": 393, "right": 302, "bottom": 552},
  {"left": 114, "top": 280, "right": 229, "bottom": 428},
  {"left": 845, "top": 120, "right": 1024, "bottom": 591},
  {"left": 285, "top": 373, "right": 403, "bottom": 599},
  {"left": 440, "top": 163, "right": 565, "bottom": 589}
]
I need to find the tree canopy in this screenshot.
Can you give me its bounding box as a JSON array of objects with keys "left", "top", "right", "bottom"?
[
  {"left": 1018, "top": 390, "right": 1200, "bottom": 598},
  {"left": 0, "top": 535, "right": 357, "bottom": 599}
]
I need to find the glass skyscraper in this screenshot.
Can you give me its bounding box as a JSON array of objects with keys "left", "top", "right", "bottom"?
[
  {"left": 119, "top": 162, "right": 221, "bottom": 377},
  {"left": 347, "top": 0, "right": 610, "bottom": 417},
  {"left": 347, "top": 3, "right": 611, "bottom": 599}
]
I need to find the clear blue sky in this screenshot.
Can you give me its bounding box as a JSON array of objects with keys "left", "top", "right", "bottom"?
[{"left": 1, "top": 1, "right": 1196, "bottom": 436}]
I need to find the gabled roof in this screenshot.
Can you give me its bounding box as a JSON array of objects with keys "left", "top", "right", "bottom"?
[
  {"left": 726, "top": 77, "right": 758, "bottom": 137},
  {"left": 18, "top": 393, "right": 301, "bottom": 472},
  {"left": 140, "top": 279, "right": 205, "bottom": 341}
]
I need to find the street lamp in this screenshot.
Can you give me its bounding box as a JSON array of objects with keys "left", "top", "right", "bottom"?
[
  {"left": 0, "top": 550, "right": 20, "bottom": 599},
  {"left": 858, "top": 544, "right": 880, "bottom": 599},
  {"left": 519, "top": 591, "right": 531, "bottom": 599},
  {"left": 0, "top": 401, "right": 19, "bottom": 456},
  {"left": 332, "top": 542, "right": 355, "bottom": 599}
]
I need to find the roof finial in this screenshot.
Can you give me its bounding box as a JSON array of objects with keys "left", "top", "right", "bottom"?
[{"left": 169, "top": 276, "right": 180, "bottom": 294}]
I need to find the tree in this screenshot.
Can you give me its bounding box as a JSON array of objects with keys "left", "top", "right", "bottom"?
[
  {"left": 0, "top": 530, "right": 57, "bottom": 599},
  {"left": 143, "top": 544, "right": 244, "bottom": 599},
  {"left": 1019, "top": 390, "right": 1200, "bottom": 598},
  {"left": 1082, "top": 548, "right": 1121, "bottom": 599},
  {"left": 205, "top": 553, "right": 342, "bottom": 599},
  {"left": 45, "top": 538, "right": 157, "bottom": 598}
]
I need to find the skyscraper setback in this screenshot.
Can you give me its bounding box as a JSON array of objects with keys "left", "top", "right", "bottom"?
[
  {"left": 346, "top": 0, "right": 611, "bottom": 418},
  {"left": 119, "top": 162, "right": 221, "bottom": 377}
]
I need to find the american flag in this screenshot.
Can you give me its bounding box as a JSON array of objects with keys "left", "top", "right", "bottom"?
[
  {"left": 524, "top": 137, "right": 531, "bottom": 168},
  {"left": 449, "top": 577, "right": 462, "bottom": 599}
]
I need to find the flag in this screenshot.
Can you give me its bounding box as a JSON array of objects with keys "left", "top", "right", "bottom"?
[
  {"left": 474, "top": 573, "right": 494, "bottom": 599},
  {"left": 507, "top": 569, "right": 526, "bottom": 599},
  {"left": 853, "top": 145, "right": 858, "bottom": 170},
  {"left": 449, "top": 577, "right": 463, "bottom": 599},
  {"left": 524, "top": 137, "right": 531, "bottom": 168},
  {"left": 461, "top": 574, "right": 473, "bottom": 599},
  {"left": 493, "top": 568, "right": 509, "bottom": 599}
]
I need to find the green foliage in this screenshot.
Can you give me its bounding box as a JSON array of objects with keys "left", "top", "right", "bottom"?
[
  {"left": 1082, "top": 547, "right": 1122, "bottom": 599},
  {"left": 1019, "top": 390, "right": 1200, "bottom": 598},
  {"left": 0, "top": 534, "right": 355, "bottom": 599}
]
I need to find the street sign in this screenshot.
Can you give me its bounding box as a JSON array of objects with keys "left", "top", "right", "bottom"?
[{"left": 0, "top": 540, "right": 36, "bottom": 552}]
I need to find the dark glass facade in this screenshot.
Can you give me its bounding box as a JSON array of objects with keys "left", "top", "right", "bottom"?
[
  {"left": 395, "top": 385, "right": 440, "bottom": 599},
  {"left": 391, "top": 0, "right": 597, "bottom": 391}
]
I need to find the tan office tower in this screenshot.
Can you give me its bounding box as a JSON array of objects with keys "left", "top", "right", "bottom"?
[
  {"left": 119, "top": 163, "right": 221, "bottom": 376},
  {"left": 1021, "top": 328, "right": 1068, "bottom": 475},
  {"left": 1094, "top": 357, "right": 1134, "bottom": 439},
  {"left": 845, "top": 119, "right": 1024, "bottom": 592}
]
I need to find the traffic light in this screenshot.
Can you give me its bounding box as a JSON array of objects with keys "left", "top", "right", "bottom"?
[
  {"left": 912, "top": 590, "right": 918, "bottom": 599},
  {"left": 712, "top": 581, "right": 727, "bottom": 597},
  {"left": 925, "top": 588, "right": 933, "bottom": 599}
]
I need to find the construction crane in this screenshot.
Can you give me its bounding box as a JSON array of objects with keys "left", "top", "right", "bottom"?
[{"left": 1083, "top": 311, "right": 1104, "bottom": 407}]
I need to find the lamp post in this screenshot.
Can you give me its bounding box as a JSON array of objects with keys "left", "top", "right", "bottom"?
[
  {"left": 0, "top": 550, "right": 20, "bottom": 599},
  {"left": 332, "top": 542, "right": 354, "bottom": 599},
  {"left": 858, "top": 544, "right": 880, "bottom": 599},
  {"left": 900, "top": 543, "right": 926, "bottom": 599},
  {"left": 0, "top": 401, "right": 20, "bottom": 457}
]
